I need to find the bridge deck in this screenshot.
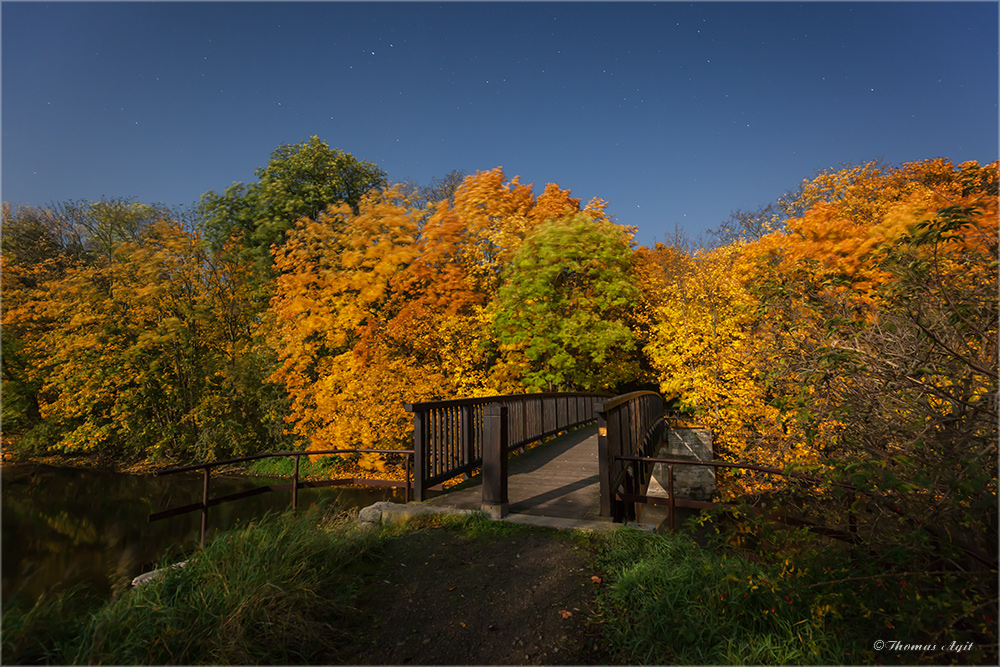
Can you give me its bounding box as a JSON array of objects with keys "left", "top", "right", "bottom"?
[{"left": 421, "top": 424, "right": 608, "bottom": 523}]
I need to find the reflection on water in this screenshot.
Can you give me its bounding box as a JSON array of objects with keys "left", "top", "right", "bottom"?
[{"left": 1, "top": 463, "right": 402, "bottom": 608}]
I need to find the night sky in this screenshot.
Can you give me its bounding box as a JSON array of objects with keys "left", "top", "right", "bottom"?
[{"left": 3, "top": 1, "right": 997, "bottom": 246}]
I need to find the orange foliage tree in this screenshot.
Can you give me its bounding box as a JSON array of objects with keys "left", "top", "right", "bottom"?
[{"left": 268, "top": 169, "right": 637, "bottom": 467}]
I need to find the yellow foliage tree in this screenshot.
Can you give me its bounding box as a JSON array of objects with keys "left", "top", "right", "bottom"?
[
  {"left": 644, "top": 159, "right": 997, "bottom": 558},
  {"left": 5, "top": 216, "right": 283, "bottom": 460}
]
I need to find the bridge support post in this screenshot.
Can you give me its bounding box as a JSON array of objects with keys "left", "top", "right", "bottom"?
[
  {"left": 596, "top": 401, "right": 611, "bottom": 518},
  {"left": 482, "top": 404, "right": 509, "bottom": 519},
  {"left": 412, "top": 410, "right": 427, "bottom": 502}
]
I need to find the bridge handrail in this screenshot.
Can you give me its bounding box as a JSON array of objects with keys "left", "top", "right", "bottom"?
[
  {"left": 404, "top": 391, "right": 607, "bottom": 411},
  {"left": 597, "top": 391, "right": 666, "bottom": 520},
  {"left": 148, "top": 447, "right": 413, "bottom": 546},
  {"left": 405, "top": 392, "right": 609, "bottom": 501},
  {"left": 153, "top": 448, "right": 410, "bottom": 476}
]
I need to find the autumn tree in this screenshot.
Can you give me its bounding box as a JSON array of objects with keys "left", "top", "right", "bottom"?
[
  {"left": 645, "top": 158, "right": 997, "bottom": 567},
  {"left": 2, "top": 204, "right": 75, "bottom": 442},
  {"left": 2, "top": 199, "right": 179, "bottom": 449},
  {"left": 3, "top": 201, "right": 289, "bottom": 461},
  {"left": 708, "top": 201, "right": 785, "bottom": 247},
  {"left": 199, "top": 136, "right": 387, "bottom": 263},
  {"left": 750, "top": 159, "right": 999, "bottom": 565},
  {"left": 269, "top": 188, "right": 442, "bottom": 465},
  {"left": 494, "top": 214, "right": 641, "bottom": 392},
  {"left": 397, "top": 169, "right": 468, "bottom": 212},
  {"left": 267, "top": 170, "right": 624, "bottom": 464}
]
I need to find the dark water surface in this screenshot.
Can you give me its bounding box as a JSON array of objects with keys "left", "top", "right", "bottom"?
[{"left": 1, "top": 463, "right": 402, "bottom": 609}]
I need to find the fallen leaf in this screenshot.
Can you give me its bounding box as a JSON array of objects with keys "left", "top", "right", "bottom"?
[
  {"left": 591, "top": 576, "right": 602, "bottom": 584},
  {"left": 559, "top": 610, "right": 573, "bottom": 618}
]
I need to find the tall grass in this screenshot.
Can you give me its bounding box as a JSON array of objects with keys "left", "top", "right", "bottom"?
[
  {"left": 594, "top": 527, "right": 844, "bottom": 665},
  {"left": 593, "top": 521, "right": 997, "bottom": 665},
  {"left": 3, "top": 504, "right": 382, "bottom": 665},
  {"left": 1, "top": 584, "right": 99, "bottom": 665}
]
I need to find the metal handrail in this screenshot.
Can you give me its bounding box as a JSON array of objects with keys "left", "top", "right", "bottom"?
[
  {"left": 614, "top": 453, "right": 856, "bottom": 534},
  {"left": 616, "top": 438, "right": 997, "bottom": 569},
  {"left": 149, "top": 447, "right": 413, "bottom": 546}
]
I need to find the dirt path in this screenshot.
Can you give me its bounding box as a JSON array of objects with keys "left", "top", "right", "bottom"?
[{"left": 337, "top": 523, "right": 613, "bottom": 665}]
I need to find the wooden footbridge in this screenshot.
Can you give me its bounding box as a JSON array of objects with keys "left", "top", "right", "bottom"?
[
  {"left": 150, "top": 391, "right": 706, "bottom": 541},
  {"left": 150, "top": 390, "right": 913, "bottom": 558},
  {"left": 403, "top": 392, "right": 666, "bottom": 525}
]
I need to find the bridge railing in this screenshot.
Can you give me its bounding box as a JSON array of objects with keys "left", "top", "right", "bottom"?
[
  {"left": 597, "top": 391, "right": 667, "bottom": 521},
  {"left": 404, "top": 392, "right": 607, "bottom": 501},
  {"left": 148, "top": 447, "right": 412, "bottom": 546}
]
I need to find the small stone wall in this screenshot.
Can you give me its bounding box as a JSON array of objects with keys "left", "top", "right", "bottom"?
[{"left": 651, "top": 428, "right": 715, "bottom": 500}]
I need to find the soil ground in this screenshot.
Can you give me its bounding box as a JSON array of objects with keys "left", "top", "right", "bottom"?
[{"left": 337, "top": 521, "right": 614, "bottom": 665}]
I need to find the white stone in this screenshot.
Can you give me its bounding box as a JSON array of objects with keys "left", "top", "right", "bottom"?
[{"left": 131, "top": 560, "right": 187, "bottom": 588}]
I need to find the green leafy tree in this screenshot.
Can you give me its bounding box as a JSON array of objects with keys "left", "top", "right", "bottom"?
[
  {"left": 493, "top": 214, "right": 641, "bottom": 392},
  {"left": 199, "top": 136, "right": 387, "bottom": 263}
]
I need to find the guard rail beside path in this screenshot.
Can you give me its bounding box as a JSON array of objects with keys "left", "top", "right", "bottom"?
[{"left": 149, "top": 447, "right": 413, "bottom": 546}]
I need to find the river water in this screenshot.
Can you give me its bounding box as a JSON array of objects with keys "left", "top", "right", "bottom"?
[{"left": 1, "top": 462, "right": 403, "bottom": 609}]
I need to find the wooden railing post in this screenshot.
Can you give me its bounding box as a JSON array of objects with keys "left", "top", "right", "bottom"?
[
  {"left": 482, "top": 404, "right": 509, "bottom": 519},
  {"left": 292, "top": 454, "right": 300, "bottom": 511},
  {"left": 201, "top": 468, "right": 210, "bottom": 547},
  {"left": 667, "top": 462, "right": 676, "bottom": 532},
  {"left": 412, "top": 409, "right": 427, "bottom": 501}
]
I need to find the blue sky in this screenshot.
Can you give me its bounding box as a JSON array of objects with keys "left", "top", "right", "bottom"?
[{"left": 3, "top": 1, "right": 997, "bottom": 247}]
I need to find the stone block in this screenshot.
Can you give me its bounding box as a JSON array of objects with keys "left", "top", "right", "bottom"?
[{"left": 651, "top": 428, "right": 715, "bottom": 501}]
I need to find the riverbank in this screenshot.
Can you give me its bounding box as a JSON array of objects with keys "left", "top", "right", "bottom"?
[
  {"left": 2, "top": 508, "right": 611, "bottom": 665},
  {"left": 1, "top": 449, "right": 161, "bottom": 475}
]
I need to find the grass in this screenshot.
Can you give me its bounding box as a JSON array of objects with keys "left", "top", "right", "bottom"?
[
  {"left": 591, "top": 515, "right": 998, "bottom": 665},
  {"left": 592, "top": 527, "right": 843, "bottom": 664},
  {"left": 4, "top": 506, "right": 995, "bottom": 665},
  {"left": 1, "top": 584, "right": 101, "bottom": 665},
  {"left": 2, "top": 502, "right": 382, "bottom": 665},
  {"left": 244, "top": 454, "right": 345, "bottom": 479}
]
